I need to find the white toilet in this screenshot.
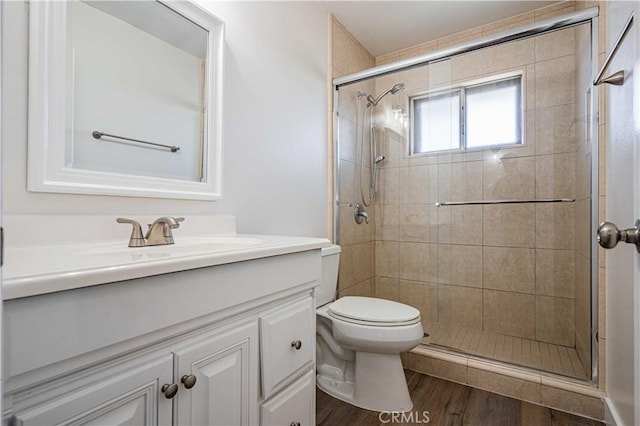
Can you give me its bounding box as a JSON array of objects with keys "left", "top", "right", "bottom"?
[{"left": 316, "top": 245, "right": 424, "bottom": 412}]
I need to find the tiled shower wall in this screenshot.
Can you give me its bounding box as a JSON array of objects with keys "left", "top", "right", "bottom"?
[
  {"left": 330, "top": 1, "right": 597, "bottom": 378},
  {"left": 373, "top": 26, "right": 578, "bottom": 339},
  {"left": 329, "top": 16, "right": 377, "bottom": 297},
  {"left": 370, "top": 2, "right": 592, "bottom": 375}
]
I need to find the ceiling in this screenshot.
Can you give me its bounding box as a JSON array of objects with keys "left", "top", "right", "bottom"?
[{"left": 323, "top": 1, "right": 559, "bottom": 57}]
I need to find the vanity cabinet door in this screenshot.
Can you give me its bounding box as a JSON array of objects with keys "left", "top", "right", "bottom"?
[
  {"left": 173, "top": 320, "right": 259, "bottom": 426},
  {"left": 12, "top": 355, "right": 173, "bottom": 426}
]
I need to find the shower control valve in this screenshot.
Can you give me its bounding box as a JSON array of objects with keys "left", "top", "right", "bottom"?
[{"left": 354, "top": 203, "right": 369, "bottom": 225}]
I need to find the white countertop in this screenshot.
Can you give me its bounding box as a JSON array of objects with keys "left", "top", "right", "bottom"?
[{"left": 2, "top": 215, "right": 330, "bottom": 300}]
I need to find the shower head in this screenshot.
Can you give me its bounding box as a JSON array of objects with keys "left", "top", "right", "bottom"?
[
  {"left": 390, "top": 83, "right": 405, "bottom": 94},
  {"left": 367, "top": 82, "right": 405, "bottom": 107}
]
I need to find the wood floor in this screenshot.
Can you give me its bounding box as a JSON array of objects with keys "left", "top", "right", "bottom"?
[
  {"left": 316, "top": 370, "right": 603, "bottom": 426},
  {"left": 423, "top": 321, "right": 588, "bottom": 380}
]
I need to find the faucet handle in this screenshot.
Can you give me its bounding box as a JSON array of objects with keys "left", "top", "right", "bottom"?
[{"left": 116, "top": 218, "right": 145, "bottom": 247}]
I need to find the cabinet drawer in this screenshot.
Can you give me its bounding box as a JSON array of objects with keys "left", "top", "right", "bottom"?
[
  {"left": 259, "top": 297, "right": 314, "bottom": 398},
  {"left": 260, "top": 369, "right": 315, "bottom": 426}
]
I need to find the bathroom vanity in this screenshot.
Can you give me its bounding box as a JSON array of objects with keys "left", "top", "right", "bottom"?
[{"left": 2, "top": 215, "right": 328, "bottom": 425}]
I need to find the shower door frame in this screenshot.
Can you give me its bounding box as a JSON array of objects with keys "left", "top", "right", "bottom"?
[{"left": 332, "top": 7, "right": 601, "bottom": 385}]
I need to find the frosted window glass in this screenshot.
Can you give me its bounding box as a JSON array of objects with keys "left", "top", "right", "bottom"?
[
  {"left": 466, "top": 78, "right": 521, "bottom": 148},
  {"left": 413, "top": 92, "right": 460, "bottom": 153}
]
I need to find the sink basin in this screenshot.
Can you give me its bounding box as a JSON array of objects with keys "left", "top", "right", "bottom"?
[{"left": 83, "top": 237, "right": 263, "bottom": 258}]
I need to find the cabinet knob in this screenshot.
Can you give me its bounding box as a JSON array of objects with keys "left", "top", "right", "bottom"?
[
  {"left": 181, "top": 374, "right": 197, "bottom": 389},
  {"left": 161, "top": 383, "right": 179, "bottom": 399},
  {"left": 290, "top": 422, "right": 301, "bottom": 426},
  {"left": 291, "top": 340, "right": 302, "bottom": 350}
]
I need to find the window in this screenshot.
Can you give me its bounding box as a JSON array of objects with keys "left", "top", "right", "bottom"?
[{"left": 410, "top": 74, "right": 522, "bottom": 155}]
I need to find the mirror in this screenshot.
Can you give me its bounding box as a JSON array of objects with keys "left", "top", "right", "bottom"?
[{"left": 28, "top": 0, "right": 224, "bottom": 200}]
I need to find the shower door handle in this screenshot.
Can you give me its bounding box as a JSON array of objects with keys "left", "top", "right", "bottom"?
[{"left": 597, "top": 220, "right": 640, "bottom": 253}]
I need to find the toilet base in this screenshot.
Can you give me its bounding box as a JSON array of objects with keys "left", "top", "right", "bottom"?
[{"left": 316, "top": 351, "right": 413, "bottom": 413}]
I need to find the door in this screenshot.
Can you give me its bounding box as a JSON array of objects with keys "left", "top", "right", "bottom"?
[
  {"left": 173, "top": 320, "right": 259, "bottom": 426},
  {"left": 12, "top": 355, "right": 173, "bottom": 425},
  {"left": 601, "top": 2, "right": 640, "bottom": 425}
]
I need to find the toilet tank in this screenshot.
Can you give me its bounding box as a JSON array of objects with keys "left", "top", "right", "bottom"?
[{"left": 316, "top": 245, "right": 341, "bottom": 307}]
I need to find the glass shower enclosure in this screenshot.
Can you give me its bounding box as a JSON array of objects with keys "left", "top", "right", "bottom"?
[{"left": 334, "top": 10, "right": 598, "bottom": 382}]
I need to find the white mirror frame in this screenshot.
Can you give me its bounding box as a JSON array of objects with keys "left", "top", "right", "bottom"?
[{"left": 28, "top": 1, "right": 224, "bottom": 200}]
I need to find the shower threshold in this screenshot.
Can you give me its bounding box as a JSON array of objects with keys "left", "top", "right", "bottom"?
[{"left": 422, "top": 321, "right": 589, "bottom": 381}]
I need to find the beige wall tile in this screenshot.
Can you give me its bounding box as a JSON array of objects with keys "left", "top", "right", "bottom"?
[
  {"left": 450, "top": 161, "right": 484, "bottom": 202},
  {"left": 398, "top": 280, "right": 438, "bottom": 322},
  {"left": 399, "top": 165, "right": 435, "bottom": 204},
  {"left": 451, "top": 245, "right": 483, "bottom": 288},
  {"left": 337, "top": 115, "right": 357, "bottom": 162},
  {"left": 575, "top": 149, "right": 592, "bottom": 201},
  {"left": 437, "top": 204, "right": 483, "bottom": 246},
  {"left": 539, "top": 385, "right": 604, "bottom": 420},
  {"left": 437, "top": 27, "right": 483, "bottom": 49},
  {"left": 535, "top": 55, "right": 576, "bottom": 108},
  {"left": 375, "top": 276, "right": 398, "bottom": 301},
  {"left": 331, "top": 17, "right": 374, "bottom": 77},
  {"left": 483, "top": 155, "right": 535, "bottom": 200},
  {"left": 375, "top": 204, "right": 399, "bottom": 241},
  {"left": 575, "top": 198, "right": 591, "bottom": 258},
  {"left": 535, "top": 203, "right": 575, "bottom": 250},
  {"left": 375, "top": 241, "right": 398, "bottom": 278},
  {"left": 535, "top": 104, "right": 577, "bottom": 155},
  {"left": 379, "top": 127, "right": 409, "bottom": 169},
  {"left": 484, "top": 204, "right": 535, "bottom": 248},
  {"left": 483, "top": 247, "right": 535, "bottom": 294},
  {"left": 438, "top": 285, "right": 483, "bottom": 330},
  {"left": 482, "top": 11, "right": 534, "bottom": 36},
  {"left": 535, "top": 153, "right": 576, "bottom": 199},
  {"left": 339, "top": 278, "right": 375, "bottom": 298},
  {"left": 535, "top": 295, "right": 575, "bottom": 346},
  {"left": 437, "top": 244, "right": 451, "bottom": 285},
  {"left": 535, "top": 249, "right": 575, "bottom": 298},
  {"left": 483, "top": 290, "right": 535, "bottom": 339},
  {"left": 398, "top": 204, "right": 432, "bottom": 243},
  {"left": 534, "top": 27, "right": 576, "bottom": 62},
  {"left": 467, "top": 367, "right": 541, "bottom": 403},
  {"left": 450, "top": 38, "right": 534, "bottom": 82},
  {"left": 398, "top": 242, "right": 437, "bottom": 282},
  {"left": 377, "top": 167, "right": 400, "bottom": 205},
  {"left": 574, "top": 254, "right": 591, "bottom": 361},
  {"left": 338, "top": 241, "right": 374, "bottom": 289},
  {"left": 338, "top": 159, "right": 357, "bottom": 204},
  {"left": 437, "top": 205, "right": 452, "bottom": 244}
]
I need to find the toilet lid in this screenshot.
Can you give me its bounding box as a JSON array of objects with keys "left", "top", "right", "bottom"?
[{"left": 328, "top": 296, "right": 420, "bottom": 325}]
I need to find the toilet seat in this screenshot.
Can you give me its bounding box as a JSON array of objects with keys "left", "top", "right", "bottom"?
[{"left": 328, "top": 296, "right": 420, "bottom": 327}]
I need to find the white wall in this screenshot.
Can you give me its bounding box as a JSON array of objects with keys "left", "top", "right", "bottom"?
[{"left": 1, "top": 1, "right": 328, "bottom": 237}]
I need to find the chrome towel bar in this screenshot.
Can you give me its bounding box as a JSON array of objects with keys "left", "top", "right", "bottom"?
[
  {"left": 435, "top": 198, "right": 575, "bottom": 207},
  {"left": 92, "top": 130, "right": 181, "bottom": 153},
  {"left": 593, "top": 12, "right": 634, "bottom": 87}
]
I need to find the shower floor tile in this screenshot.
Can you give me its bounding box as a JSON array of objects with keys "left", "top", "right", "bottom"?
[{"left": 423, "top": 321, "right": 589, "bottom": 380}]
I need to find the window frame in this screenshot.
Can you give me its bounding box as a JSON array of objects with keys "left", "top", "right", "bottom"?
[{"left": 408, "top": 70, "right": 524, "bottom": 156}]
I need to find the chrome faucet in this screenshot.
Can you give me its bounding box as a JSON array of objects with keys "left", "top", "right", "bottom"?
[{"left": 117, "top": 216, "right": 184, "bottom": 247}]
